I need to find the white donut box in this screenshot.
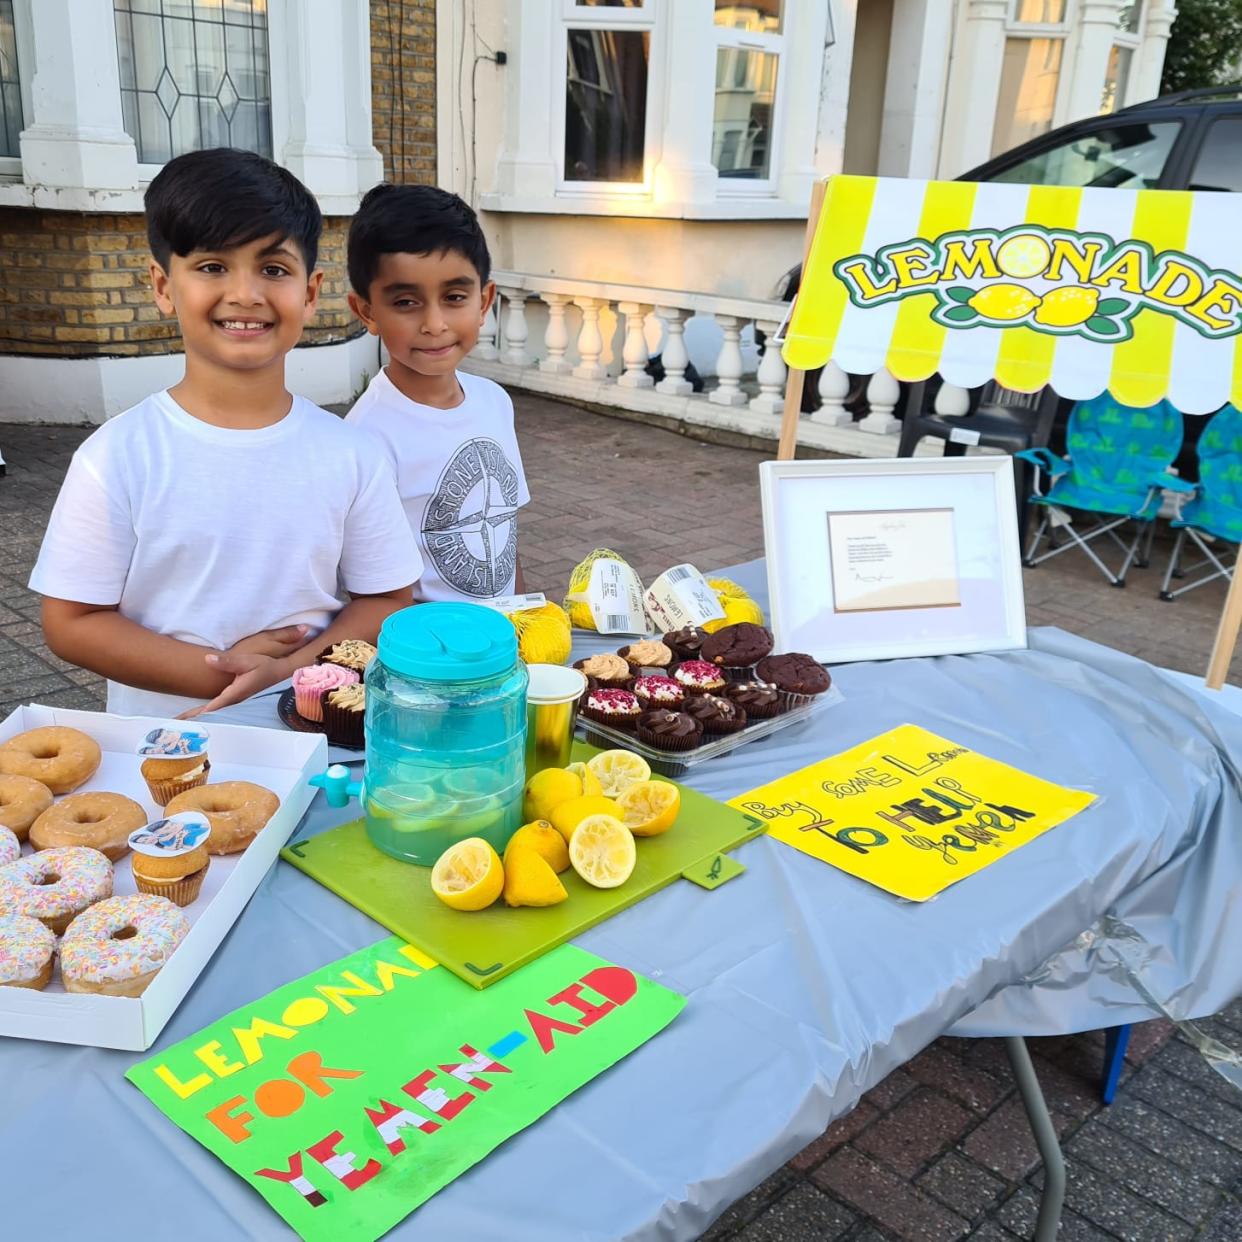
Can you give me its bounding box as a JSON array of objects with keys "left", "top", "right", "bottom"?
[{"left": 0, "top": 704, "right": 324, "bottom": 1050}]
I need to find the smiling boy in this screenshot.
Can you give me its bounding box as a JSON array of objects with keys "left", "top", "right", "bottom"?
[
  {"left": 30, "top": 149, "right": 421, "bottom": 718},
  {"left": 345, "top": 184, "right": 529, "bottom": 601}
]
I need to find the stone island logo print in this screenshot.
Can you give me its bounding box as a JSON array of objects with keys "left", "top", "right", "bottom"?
[{"left": 423, "top": 438, "right": 520, "bottom": 596}]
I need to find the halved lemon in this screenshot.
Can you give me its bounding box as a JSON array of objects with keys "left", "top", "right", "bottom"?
[
  {"left": 550, "top": 794, "right": 621, "bottom": 844},
  {"left": 587, "top": 749, "right": 651, "bottom": 798},
  {"left": 569, "top": 814, "right": 637, "bottom": 888},
  {"left": 430, "top": 838, "right": 503, "bottom": 911},
  {"left": 566, "top": 760, "right": 603, "bottom": 797},
  {"left": 504, "top": 819, "right": 570, "bottom": 873},
  {"left": 502, "top": 845, "right": 568, "bottom": 907},
  {"left": 616, "top": 780, "right": 681, "bottom": 837}
]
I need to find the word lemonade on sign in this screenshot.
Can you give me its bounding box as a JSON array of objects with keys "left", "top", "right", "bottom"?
[
  {"left": 127, "top": 940, "right": 683, "bottom": 1242},
  {"left": 732, "top": 725, "right": 1095, "bottom": 902},
  {"left": 835, "top": 226, "right": 1242, "bottom": 344}
]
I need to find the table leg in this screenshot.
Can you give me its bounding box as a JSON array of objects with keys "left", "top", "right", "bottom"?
[{"left": 1005, "top": 1036, "right": 1065, "bottom": 1242}]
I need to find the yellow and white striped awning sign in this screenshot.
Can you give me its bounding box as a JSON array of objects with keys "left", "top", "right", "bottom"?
[{"left": 781, "top": 175, "right": 1242, "bottom": 415}]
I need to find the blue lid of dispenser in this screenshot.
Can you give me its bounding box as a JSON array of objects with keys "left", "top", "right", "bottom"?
[{"left": 377, "top": 603, "right": 518, "bottom": 682}]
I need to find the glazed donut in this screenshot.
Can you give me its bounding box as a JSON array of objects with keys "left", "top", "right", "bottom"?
[
  {"left": 0, "top": 826, "right": 18, "bottom": 867},
  {"left": 164, "top": 782, "right": 280, "bottom": 855},
  {"left": 0, "top": 774, "right": 54, "bottom": 841},
  {"left": 0, "top": 846, "right": 113, "bottom": 935},
  {"left": 29, "top": 792, "right": 146, "bottom": 861},
  {"left": 0, "top": 727, "right": 101, "bottom": 795},
  {"left": 61, "top": 894, "right": 189, "bottom": 997},
  {"left": 0, "top": 913, "right": 56, "bottom": 990}
]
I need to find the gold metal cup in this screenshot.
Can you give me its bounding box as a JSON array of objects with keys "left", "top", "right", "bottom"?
[{"left": 525, "top": 664, "right": 588, "bottom": 778}]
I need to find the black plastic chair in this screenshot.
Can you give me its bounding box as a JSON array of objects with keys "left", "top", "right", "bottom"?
[{"left": 898, "top": 381, "right": 1064, "bottom": 540}]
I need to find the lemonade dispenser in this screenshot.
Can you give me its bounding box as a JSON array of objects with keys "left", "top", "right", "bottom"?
[{"left": 363, "top": 603, "right": 528, "bottom": 865}]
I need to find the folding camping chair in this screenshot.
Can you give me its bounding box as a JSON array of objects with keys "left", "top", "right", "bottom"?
[
  {"left": 1016, "top": 396, "right": 1183, "bottom": 588},
  {"left": 1158, "top": 404, "right": 1242, "bottom": 601}
]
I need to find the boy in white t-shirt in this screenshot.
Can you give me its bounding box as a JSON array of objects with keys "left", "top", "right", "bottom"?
[
  {"left": 344, "top": 185, "right": 530, "bottom": 601},
  {"left": 30, "top": 149, "right": 422, "bottom": 718}
]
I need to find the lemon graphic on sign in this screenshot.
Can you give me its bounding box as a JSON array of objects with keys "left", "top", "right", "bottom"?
[
  {"left": 968, "top": 284, "right": 1042, "bottom": 321},
  {"left": 996, "top": 233, "right": 1052, "bottom": 279},
  {"left": 1033, "top": 285, "right": 1100, "bottom": 328}
]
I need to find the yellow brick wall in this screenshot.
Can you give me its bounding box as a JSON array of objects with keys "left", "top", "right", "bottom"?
[
  {"left": 370, "top": 0, "right": 437, "bottom": 185},
  {"left": 0, "top": 210, "right": 355, "bottom": 358}
]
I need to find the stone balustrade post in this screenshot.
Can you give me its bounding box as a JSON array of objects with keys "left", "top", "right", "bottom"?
[
  {"left": 750, "top": 321, "right": 787, "bottom": 416},
  {"left": 498, "top": 288, "right": 532, "bottom": 367},
  {"left": 653, "top": 306, "right": 693, "bottom": 395},
  {"left": 539, "top": 293, "right": 573, "bottom": 374},
  {"left": 860, "top": 367, "right": 901, "bottom": 434},
  {"left": 709, "top": 315, "right": 749, "bottom": 407},
  {"left": 934, "top": 382, "right": 971, "bottom": 417},
  {"left": 474, "top": 299, "right": 499, "bottom": 360},
  {"left": 616, "top": 301, "right": 654, "bottom": 388},
  {"left": 811, "top": 360, "right": 853, "bottom": 426},
  {"left": 572, "top": 297, "right": 607, "bottom": 380}
]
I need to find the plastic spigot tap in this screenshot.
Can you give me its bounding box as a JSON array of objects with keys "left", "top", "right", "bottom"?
[{"left": 308, "top": 764, "right": 362, "bottom": 808}]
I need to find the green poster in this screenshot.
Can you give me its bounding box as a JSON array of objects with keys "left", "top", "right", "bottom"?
[{"left": 127, "top": 939, "right": 684, "bottom": 1242}]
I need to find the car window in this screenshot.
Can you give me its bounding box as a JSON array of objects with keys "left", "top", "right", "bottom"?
[
  {"left": 1188, "top": 117, "right": 1242, "bottom": 191},
  {"left": 988, "top": 121, "right": 1181, "bottom": 189}
]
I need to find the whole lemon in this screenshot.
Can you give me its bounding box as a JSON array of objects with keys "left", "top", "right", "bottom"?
[
  {"left": 968, "top": 284, "right": 1042, "bottom": 321},
  {"left": 522, "top": 767, "right": 582, "bottom": 822},
  {"left": 550, "top": 794, "right": 622, "bottom": 843},
  {"left": 508, "top": 602, "right": 572, "bottom": 664},
  {"left": 1032, "top": 285, "right": 1100, "bottom": 328}
]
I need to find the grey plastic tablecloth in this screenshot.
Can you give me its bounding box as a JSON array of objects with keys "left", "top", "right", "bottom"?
[{"left": 4, "top": 559, "right": 1242, "bottom": 1241}]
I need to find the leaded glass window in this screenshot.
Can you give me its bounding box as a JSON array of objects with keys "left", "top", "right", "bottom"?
[
  {"left": 114, "top": 0, "right": 271, "bottom": 164},
  {"left": 0, "top": 0, "right": 22, "bottom": 158}
]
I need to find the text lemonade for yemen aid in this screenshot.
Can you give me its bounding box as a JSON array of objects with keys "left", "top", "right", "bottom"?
[{"left": 126, "top": 939, "right": 683, "bottom": 1242}]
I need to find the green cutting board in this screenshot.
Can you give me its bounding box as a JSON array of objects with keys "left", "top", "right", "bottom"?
[{"left": 281, "top": 743, "right": 765, "bottom": 988}]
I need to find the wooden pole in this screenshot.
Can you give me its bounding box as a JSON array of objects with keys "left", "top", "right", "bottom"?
[
  {"left": 1205, "top": 556, "right": 1242, "bottom": 689},
  {"left": 777, "top": 179, "right": 828, "bottom": 461}
]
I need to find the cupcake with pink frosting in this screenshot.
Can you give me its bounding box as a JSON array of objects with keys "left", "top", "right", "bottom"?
[{"left": 292, "top": 664, "right": 359, "bottom": 722}]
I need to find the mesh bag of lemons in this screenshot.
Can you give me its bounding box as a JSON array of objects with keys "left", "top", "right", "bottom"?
[
  {"left": 430, "top": 750, "right": 681, "bottom": 911},
  {"left": 505, "top": 600, "right": 572, "bottom": 665},
  {"left": 562, "top": 548, "right": 764, "bottom": 633}
]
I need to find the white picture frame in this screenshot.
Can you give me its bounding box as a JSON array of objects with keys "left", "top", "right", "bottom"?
[{"left": 759, "top": 457, "right": 1027, "bottom": 663}]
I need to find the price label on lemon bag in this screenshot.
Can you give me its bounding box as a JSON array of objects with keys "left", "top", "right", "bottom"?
[{"left": 731, "top": 724, "right": 1095, "bottom": 902}]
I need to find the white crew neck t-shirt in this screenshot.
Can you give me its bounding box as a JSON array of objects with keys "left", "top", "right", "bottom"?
[
  {"left": 346, "top": 369, "right": 530, "bottom": 602},
  {"left": 30, "top": 390, "right": 421, "bottom": 718}
]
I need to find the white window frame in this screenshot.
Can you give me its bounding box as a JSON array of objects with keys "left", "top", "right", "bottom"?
[
  {"left": 554, "top": 0, "right": 661, "bottom": 199},
  {"left": 1105, "top": 2, "right": 1145, "bottom": 112},
  {"left": 0, "top": 0, "right": 34, "bottom": 178},
  {"left": 995, "top": 0, "right": 1075, "bottom": 152},
  {"left": 710, "top": 6, "right": 786, "bottom": 198}
]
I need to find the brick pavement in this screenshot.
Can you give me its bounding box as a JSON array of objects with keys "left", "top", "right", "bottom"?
[{"left": 2, "top": 393, "right": 1241, "bottom": 1240}]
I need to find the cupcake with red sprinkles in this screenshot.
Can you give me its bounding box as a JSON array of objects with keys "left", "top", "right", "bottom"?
[
  {"left": 671, "top": 659, "right": 727, "bottom": 695},
  {"left": 633, "top": 675, "right": 684, "bottom": 709},
  {"left": 581, "top": 687, "right": 642, "bottom": 730}
]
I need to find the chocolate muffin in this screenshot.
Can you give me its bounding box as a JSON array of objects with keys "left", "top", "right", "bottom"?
[
  {"left": 636, "top": 708, "right": 703, "bottom": 752},
  {"left": 684, "top": 693, "right": 747, "bottom": 735},
  {"left": 700, "top": 622, "right": 774, "bottom": 678},
  {"left": 582, "top": 687, "right": 641, "bottom": 730},
  {"left": 755, "top": 653, "right": 831, "bottom": 706},
  {"left": 723, "top": 680, "right": 783, "bottom": 719},
  {"left": 632, "top": 675, "right": 684, "bottom": 708},
  {"left": 663, "top": 627, "right": 708, "bottom": 661}
]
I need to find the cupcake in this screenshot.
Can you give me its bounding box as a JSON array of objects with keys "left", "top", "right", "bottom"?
[
  {"left": 318, "top": 639, "right": 377, "bottom": 675},
  {"left": 723, "top": 680, "right": 783, "bottom": 719},
  {"left": 671, "top": 659, "right": 727, "bottom": 696},
  {"left": 636, "top": 709, "right": 703, "bottom": 752},
  {"left": 292, "top": 664, "right": 359, "bottom": 722},
  {"left": 684, "top": 693, "right": 747, "bottom": 735},
  {"left": 700, "top": 622, "right": 774, "bottom": 681},
  {"left": 573, "top": 652, "right": 634, "bottom": 690},
  {"left": 322, "top": 682, "right": 366, "bottom": 747},
  {"left": 755, "top": 653, "right": 831, "bottom": 708},
  {"left": 141, "top": 753, "right": 211, "bottom": 806},
  {"left": 582, "top": 687, "right": 642, "bottom": 730},
  {"left": 618, "top": 639, "right": 673, "bottom": 676},
  {"left": 632, "top": 675, "right": 684, "bottom": 709},
  {"left": 663, "top": 627, "right": 708, "bottom": 662},
  {"left": 128, "top": 813, "right": 212, "bottom": 908}
]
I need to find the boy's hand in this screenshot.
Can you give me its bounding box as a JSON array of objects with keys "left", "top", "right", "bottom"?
[
  {"left": 178, "top": 651, "right": 295, "bottom": 719},
  {"left": 227, "top": 624, "right": 310, "bottom": 659}
]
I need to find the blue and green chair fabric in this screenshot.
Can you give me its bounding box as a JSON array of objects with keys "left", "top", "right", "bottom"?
[
  {"left": 1016, "top": 396, "right": 1184, "bottom": 587},
  {"left": 1158, "top": 404, "right": 1242, "bottom": 601}
]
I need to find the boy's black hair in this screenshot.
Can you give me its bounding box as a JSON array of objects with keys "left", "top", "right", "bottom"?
[
  {"left": 145, "top": 148, "right": 322, "bottom": 272},
  {"left": 347, "top": 183, "right": 491, "bottom": 296}
]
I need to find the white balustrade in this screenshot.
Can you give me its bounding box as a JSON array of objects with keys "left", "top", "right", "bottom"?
[
  {"left": 539, "top": 292, "right": 573, "bottom": 374},
  {"left": 750, "top": 320, "right": 786, "bottom": 416},
  {"left": 474, "top": 298, "right": 499, "bottom": 360},
  {"left": 860, "top": 366, "right": 901, "bottom": 435},
  {"left": 653, "top": 305, "right": 693, "bottom": 395},
  {"left": 572, "top": 296, "right": 607, "bottom": 380},
  {"left": 934, "top": 381, "right": 971, "bottom": 417},
  {"left": 811, "top": 360, "right": 852, "bottom": 427},
  {"left": 616, "top": 301, "right": 654, "bottom": 389},
  {"left": 709, "top": 314, "right": 748, "bottom": 407},
  {"left": 498, "top": 287, "right": 531, "bottom": 368}
]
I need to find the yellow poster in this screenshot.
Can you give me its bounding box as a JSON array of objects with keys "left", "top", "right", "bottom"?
[{"left": 731, "top": 724, "right": 1095, "bottom": 902}]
